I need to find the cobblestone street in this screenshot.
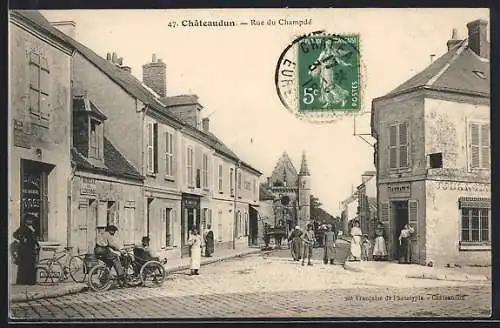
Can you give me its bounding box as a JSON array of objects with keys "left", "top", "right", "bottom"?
[{"left": 10, "top": 250, "right": 491, "bottom": 319}]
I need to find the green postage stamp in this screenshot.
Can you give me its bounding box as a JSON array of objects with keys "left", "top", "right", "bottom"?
[{"left": 275, "top": 32, "right": 362, "bottom": 123}]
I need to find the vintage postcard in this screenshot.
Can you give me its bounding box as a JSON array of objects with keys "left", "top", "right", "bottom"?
[{"left": 8, "top": 8, "right": 491, "bottom": 320}]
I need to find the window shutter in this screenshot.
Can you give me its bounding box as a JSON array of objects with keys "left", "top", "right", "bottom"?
[
  {"left": 160, "top": 208, "right": 166, "bottom": 248},
  {"left": 380, "top": 202, "right": 389, "bottom": 225},
  {"left": 408, "top": 200, "right": 418, "bottom": 236},
  {"left": 480, "top": 124, "right": 490, "bottom": 169},
  {"left": 389, "top": 125, "right": 397, "bottom": 169},
  {"left": 470, "top": 123, "right": 480, "bottom": 169},
  {"left": 153, "top": 123, "right": 159, "bottom": 173},
  {"left": 147, "top": 123, "right": 154, "bottom": 172},
  {"left": 399, "top": 123, "right": 408, "bottom": 168}
]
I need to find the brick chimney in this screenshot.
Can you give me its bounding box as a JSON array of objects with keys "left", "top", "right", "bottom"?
[
  {"left": 142, "top": 54, "right": 167, "bottom": 97},
  {"left": 50, "top": 20, "right": 76, "bottom": 39},
  {"left": 467, "top": 19, "right": 489, "bottom": 59},
  {"left": 202, "top": 117, "right": 210, "bottom": 132},
  {"left": 446, "top": 28, "right": 461, "bottom": 51}
]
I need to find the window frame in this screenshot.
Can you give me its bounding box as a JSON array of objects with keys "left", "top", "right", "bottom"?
[
  {"left": 165, "top": 131, "right": 174, "bottom": 178},
  {"left": 218, "top": 164, "right": 223, "bottom": 192},
  {"left": 88, "top": 118, "right": 103, "bottom": 160},
  {"left": 202, "top": 153, "right": 209, "bottom": 189},
  {"left": 186, "top": 146, "right": 194, "bottom": 187},
  {"left": 468, "top": 121, "right": 490, "bottom": 171},
  {"left": 388, "top": 121, "right": 409, "bottom": 171},
  {"left": 146, "top": 122, "right": 159, "bottom": 174},
  {"left": 29, "top": 51, "right": 50, "bottom": 123}
]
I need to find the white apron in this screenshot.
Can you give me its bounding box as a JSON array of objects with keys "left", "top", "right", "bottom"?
[{"left": 189, "top": 235, "right": 202, "bottom": 270}]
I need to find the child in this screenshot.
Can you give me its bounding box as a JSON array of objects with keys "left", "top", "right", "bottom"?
[{"left": 361, "top": 234, "right": 372, "bottom": 261}]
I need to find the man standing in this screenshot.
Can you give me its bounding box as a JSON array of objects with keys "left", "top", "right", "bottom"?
[
  {"left": 288, "top": 226, "right": 303, "bottom": 261},
  {"left": 203, "top": 225, "right": 214, "bottom": 257},
  {"left": 301, "top": 224, "right": 315, "bottom": 266}
]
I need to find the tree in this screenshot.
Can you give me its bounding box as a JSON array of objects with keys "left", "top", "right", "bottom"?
[{"left": 310, "top": 194, "right": 336, "bottom": 225}]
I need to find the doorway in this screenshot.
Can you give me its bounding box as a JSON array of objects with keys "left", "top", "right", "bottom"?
[
  {"left": 391, "top": 201, "right": 408, "bottom": 259},
  {"left": 20, "top": 160, "right": 53, "bottom": 241},
  {"left": 180, "top": 195, "right": 201, "bottom": 258}
]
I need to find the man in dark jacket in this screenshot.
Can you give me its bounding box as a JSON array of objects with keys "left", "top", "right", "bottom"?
[{"left": 94, "top": 225, "right": 125, "bottom": 284}]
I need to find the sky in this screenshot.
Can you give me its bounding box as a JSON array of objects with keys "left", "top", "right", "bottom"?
[{"left": 39, "top": 8, "right": 489, "bottom": 216}]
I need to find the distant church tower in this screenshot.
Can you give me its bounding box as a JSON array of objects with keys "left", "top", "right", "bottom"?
[{"left": 298, "top": 151, "right": 311, "bottom": 227}]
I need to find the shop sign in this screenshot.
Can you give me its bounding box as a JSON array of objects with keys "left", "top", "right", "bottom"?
[
  {"left": 81, "top": 177, "right": 97, "bottom": 196},
  {"left": 388, "top": 183, "right": 411, "bottom": 198}
]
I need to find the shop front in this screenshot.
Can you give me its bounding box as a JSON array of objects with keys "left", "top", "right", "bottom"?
[{"left": 180, "top": 193, "right": 201, "bottom": 258}]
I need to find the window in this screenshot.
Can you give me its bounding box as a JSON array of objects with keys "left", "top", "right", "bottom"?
[
  {"left": 218, "top": 164, "right": 223, "bottom": 192},
  {"left": 238, "top": 172, "right": 242, "bottom": 189},
  {"left": 230, "top": 168, "right": 234, "bottom": 196},
  {"left": 147, "top": 122, "right": 158, "bottom": 173},
  {"left": 97, "top": 201, "right": 108, "bottom": 227},
  {"left": 187, "top": 147, "right": 194, "bottom": 186},
  {"left": 29, "top": 52, "right": 50, "bottom": 121},
  {"left": 89, "top": 119, "right": 103, "bottom": 160},
  {"left": 217, "top": 210, "right": 223, "bottom": 242},
  {"left": 165, "top": 131, "right": 174, "bottom": 177},
  {"left": 160, "top": 208, "right": 172, "bottom": 248},
  {"left": 470, "top": 123, "right": 490, "bottom": 169},
  {"left": 202, "top": 154, "right": 209, "bottom": 189},
  {"left": 429, "top": 153, "right": 443, "bottom": 169},
  {"left": 461, "top": 208, "right": 490, "bottom": 243},
  {"left": 388, "top": 122, "right": 409, "bottom": 169}
]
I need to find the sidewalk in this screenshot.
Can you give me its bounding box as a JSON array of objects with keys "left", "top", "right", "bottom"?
[
  {"left": 10, "top": 246, "right": 262, "bottom": 303},
  {"left": 343, "top": 260, "right": 490, "bottom": 282}
]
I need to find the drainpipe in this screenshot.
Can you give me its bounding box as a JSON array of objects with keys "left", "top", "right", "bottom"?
[
  {"left": 233, "top": 160, "right": 241, "bottom": 250},
  {"left": 67, "top": 164, "right": 76, "bottom": 251}
]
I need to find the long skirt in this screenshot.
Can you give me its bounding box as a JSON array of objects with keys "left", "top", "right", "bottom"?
[
  {"left": 324, "top": 246, "right": 335, "bottom": 261},
  {"left": 399, "top": 238, "right": 411, "bottom": 264},
  {"left": 373, "top": 236, "right": 387, "bottom": 257},
  {"left": 17, "top": 245, "right": 37, "bottom": 285},
  {"left": 190, "top": 246, "right": 201, "bottom": 270},
  {"left": 290, "top": 237, "right": 302, "bottom": 260},
  {"left": 350, "top": 236, "right": 361, "bottom": 259}
]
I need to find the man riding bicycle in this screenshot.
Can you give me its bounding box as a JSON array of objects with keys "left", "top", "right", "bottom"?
[{"left": 94, "top": 225, "right": 126, "bottom": 286}]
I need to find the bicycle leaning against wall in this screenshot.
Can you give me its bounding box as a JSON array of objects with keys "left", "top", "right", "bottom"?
[{"left": 36, "top": 246, "right": 88, "bottom": 284}]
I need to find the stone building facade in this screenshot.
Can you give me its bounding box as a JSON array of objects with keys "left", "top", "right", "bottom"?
[
  {"left": 9, "top": 11, "right": 75, "bottom": 283},
  {"left": 371, "top": 19, "right": 490, "bottom": 266},
  {"left": 261, "top": 152, "right": 311, "bottom": 231}
]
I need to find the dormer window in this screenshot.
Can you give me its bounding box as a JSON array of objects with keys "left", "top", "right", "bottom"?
[
  {"left": 72, "top": 95, "right": 107, "bottom": 162},
  {"left": 89, "top": 118, "right": 103, "bottom": 160}
]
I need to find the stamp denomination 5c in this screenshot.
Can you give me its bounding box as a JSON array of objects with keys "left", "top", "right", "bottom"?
[{"left": 275, "top": 32, "right": 363, "bottom": 123}]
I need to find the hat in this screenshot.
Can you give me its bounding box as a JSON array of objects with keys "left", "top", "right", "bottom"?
[
  {"left": 106, "top": 225, "right": 118, "bottom": 232},
  {"left": 295, "top": 226, "right": 300, "bottom": 230}
]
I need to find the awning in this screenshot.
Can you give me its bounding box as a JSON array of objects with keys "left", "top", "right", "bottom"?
[{"left": 458, "top": 197, "right": 491, "bottom": 209}]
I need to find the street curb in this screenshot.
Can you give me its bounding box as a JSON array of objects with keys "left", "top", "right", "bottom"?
[
  {"left": 165, "top": 249, "right": 262, "bottom": 274},
  {"left": 10, "top": 284, "right": 89, "bottom": 303},
  {"left": 342, "top": 262, "right": 367, "bottom": 273}
]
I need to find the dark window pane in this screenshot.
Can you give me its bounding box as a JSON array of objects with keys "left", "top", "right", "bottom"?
[
  {"left": 471, "top": 208, "right": 479, "bottom": 217},
  {"left": 471, "top": 230, "right": 479, "bottom": 241},
  {"left": 471, "top": 216, "right": 479, "bottom": 229},
  {"left": 481, "top": 229, "right": 489, "bottom": 242},
  {"left": 461, "top": 211, "right": 469, "bottom": 228},
  {"left": 461, "top": 229, "right": 469, "bottom": 241}
]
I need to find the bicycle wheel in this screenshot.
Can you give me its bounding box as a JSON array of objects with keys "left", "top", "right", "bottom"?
[
  {"left": 35, "top": 266, "right": 52, "bottom": 285},
  {"left": 68, "top": 255, "right": 86, "bottom": 283},
  {"left": 41, "top": 259, "right": 64, "bottom": 283},
  {"left": 140, "top": 261, "right": 166, "bottom": 287},
  {"left": 88, "top": 264, "right": 113, "bottom": 292},
  {"left": 125, "top": 261, "right": 142, "bottom": 287}
]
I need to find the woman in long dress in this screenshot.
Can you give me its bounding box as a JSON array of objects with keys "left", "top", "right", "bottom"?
[
  {"left": 350, "top": 220, "right": 362, "bottom": 261},
  {"left": 13, "top": 215, "right": 40, "bottom": 285},
  {"left": 323, "top": 225, "right": 336, "bottom": 265},
  {"left": 188, "top": 228, "right": 202, "bottom": 275},
  {"left": 288, "top": 226, "right": 303, "bottom": 261},
  {"left": 372, "top": 222, "right": 387, "bottom": 261}
]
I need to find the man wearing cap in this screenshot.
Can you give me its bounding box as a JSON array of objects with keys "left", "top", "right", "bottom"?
[
  {"left": 301, "top": 224, "right": 315, "bottom": 266},
  {"left": 94, "top": 225, "right": 126, "bottom": 284}
]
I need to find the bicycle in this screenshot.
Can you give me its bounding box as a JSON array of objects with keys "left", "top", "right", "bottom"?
[
  {"left": 36, "top": 246, "right": 88, "bottom": 284},
  {"left": 87, "top": 246, "right": 166, "bottom": 292}
]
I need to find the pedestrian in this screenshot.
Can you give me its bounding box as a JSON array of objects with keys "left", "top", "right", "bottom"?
[
  {"left": 398, "top": 224, "right": 415, "bottom": 264},
  {"left": 188, "top": 228, "right": 202, "bottom": 275},
  {"left": 361, "top": 234, "right": 372, "bottom": 261},
  {"left": 94, "top": 225, "right": 126, "bottom": 286},
  {"left": 349, "top": 220, "right": 362, "bottom": 261},
  {"left": 263, "top": 223, "right": 271, "bottom": 249},
  {"left": 203, "top": 225, "right": 214, "bottom": 257},
  {"left": 372, "top": 222, "right": 387, "bottom": 261},
  {"left": 13, "top": 215, "right": 40, "bottom": 285},
  {"left": 288, "top": 225, "right": 303, "bottom": 261},
  {"left": 301, "top": 224, "right": 315, "bottom": 266},
  {"left": 275, "top": 220, "right": 284, "bottom": 248},
  {"left": 323, "top": 225, "right": 336, "bottom": 265}
]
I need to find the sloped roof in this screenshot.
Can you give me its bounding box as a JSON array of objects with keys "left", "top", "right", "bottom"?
[
  {"left": 73, "top": 96, "right": 107, "bottom": 120},
  {"left": 164, "top": 95, "right": 203, "bottom": 108},
  {"left": 16, "top": 10, "right": 262, "bottom": 175},
  {"left": 71, "top": 138, "right": 143, "bottom": 180},
  {"left": 382, "top": 39, "right": 490, "bottom": 99},
  {"left": 269, "top": 152, "right": 299, "bottom": 187}
]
